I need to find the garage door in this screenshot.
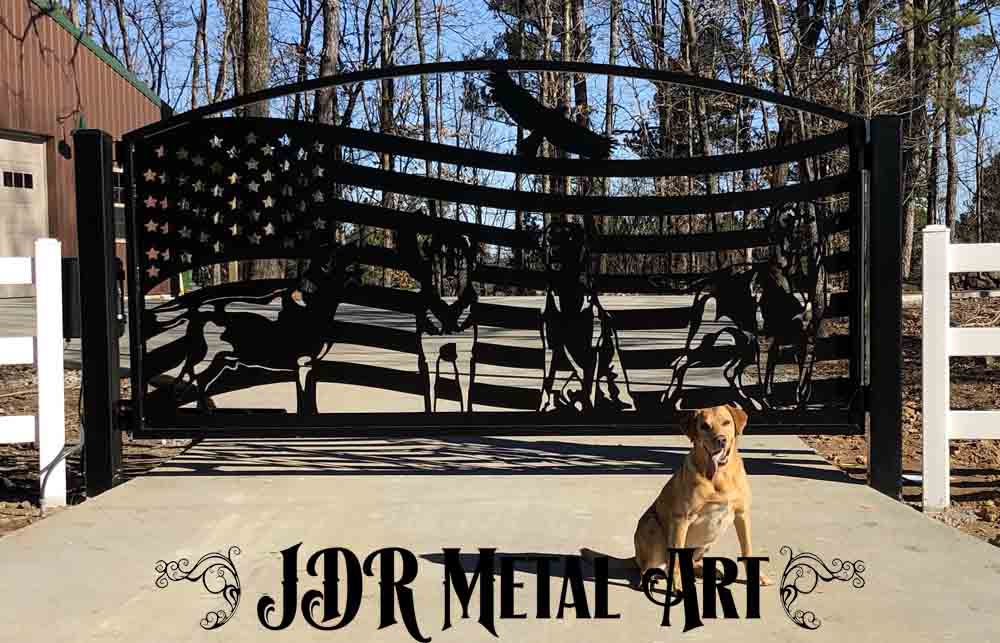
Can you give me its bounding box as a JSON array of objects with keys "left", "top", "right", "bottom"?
[{"left": 0, "top": 137, "right": 48, "bottom": 298}]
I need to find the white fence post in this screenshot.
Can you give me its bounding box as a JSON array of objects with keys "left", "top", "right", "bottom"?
[
  {"left": 922, "top": 225, "right": 950, "bottom": 512},
  {"left": 35, "top": 239, "right": 66, "bottom": 509}
]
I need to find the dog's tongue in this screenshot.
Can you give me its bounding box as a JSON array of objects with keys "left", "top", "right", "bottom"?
[{"left": 705, "top": 449, "right": 725, "bottom": 480}]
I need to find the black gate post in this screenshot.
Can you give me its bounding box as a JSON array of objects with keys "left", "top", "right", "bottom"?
[
  {"left": 73, "top": 129, "right": 122, "bottom": 496},
  {"left": 866, "top": 116, "right": 903, "bottom": 499}
]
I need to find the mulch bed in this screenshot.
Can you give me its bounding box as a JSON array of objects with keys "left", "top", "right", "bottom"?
[
  {"left": 803, "top": 298, "right": 1000, "bottom": 548},
  {"left": 0, "top": 366, "right": 189, "bottom": 537}
]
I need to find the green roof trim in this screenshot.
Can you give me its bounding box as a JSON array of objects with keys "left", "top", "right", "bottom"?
[{"left": 29, "top": 0, "right": 164, "bottom": 108}]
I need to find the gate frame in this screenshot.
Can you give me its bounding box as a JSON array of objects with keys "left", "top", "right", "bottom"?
[{"left": 74, "top": 63, "right": 903, "bottom": 499}]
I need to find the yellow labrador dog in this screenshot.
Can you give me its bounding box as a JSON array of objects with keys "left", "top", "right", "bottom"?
[{"left": 634, "top": 404, "right": 773, "bottom": 590}]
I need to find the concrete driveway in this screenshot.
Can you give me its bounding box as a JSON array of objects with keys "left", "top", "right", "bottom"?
[{"left": 1, "top": 433, "right": 998, "bottom": 642}]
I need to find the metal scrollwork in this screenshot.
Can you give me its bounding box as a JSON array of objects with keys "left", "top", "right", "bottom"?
[
  {"left": 779, "top": 545, "right": 865, "bottom": 630},
  {"left": 154, "top": 545, "right": 242, "bottom": 630}
]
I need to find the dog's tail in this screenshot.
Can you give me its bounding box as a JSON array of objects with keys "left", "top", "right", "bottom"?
[{"left": 580, "top": 548, "right": 637, "bottom": 571}]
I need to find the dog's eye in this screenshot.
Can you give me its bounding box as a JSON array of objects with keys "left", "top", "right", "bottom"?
[{"left": 701, "top": 423, "right": 711, "bottom": 432}]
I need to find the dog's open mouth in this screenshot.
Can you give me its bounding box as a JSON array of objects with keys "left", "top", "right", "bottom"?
[{"left": 703, "top": 444, "right": 730, "bottom": 479}]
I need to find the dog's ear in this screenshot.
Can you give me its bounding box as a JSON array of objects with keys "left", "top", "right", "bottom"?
[
  {"left": 681, "top": 411, "right": 699, "bottom": 443},
  {"left": 726, "top": 404, "right": 748, "bottom": 435}
]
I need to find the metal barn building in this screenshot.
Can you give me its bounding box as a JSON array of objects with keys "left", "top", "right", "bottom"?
[{"left": 1, "top": 0, "right": 168, "bottom": 296}]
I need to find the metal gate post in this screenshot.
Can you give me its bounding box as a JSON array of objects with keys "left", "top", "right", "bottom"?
[
  {"left": 73, "top": 129, "right": 122, "bottom": 496},
  {"left": 865, "top": 116, "right": 903, "bottom": 499}
]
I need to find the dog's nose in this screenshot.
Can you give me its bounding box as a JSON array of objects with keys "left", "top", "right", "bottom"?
[{"left": 714, "top": 436, "right": 728, "bottom": 452}]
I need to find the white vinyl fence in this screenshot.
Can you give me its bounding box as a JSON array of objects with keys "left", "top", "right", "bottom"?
[
  {"left": 922, "top": 225, "right": 1000, "bottom": 512},
  {"left": 0, "top": 239, "right": 65, "bottom": 508}
]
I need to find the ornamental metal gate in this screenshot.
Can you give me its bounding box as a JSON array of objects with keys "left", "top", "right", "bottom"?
[{"left": 74, "top": 61, "right": 903, "bottom": 496}]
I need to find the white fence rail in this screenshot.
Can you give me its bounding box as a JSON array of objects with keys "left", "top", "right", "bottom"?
[
  {"left": 0, "top": 239, "right": 65, "bottom": 509},
  {"left": 922, "top": 225, "right": 1000, "bottom": 512}
]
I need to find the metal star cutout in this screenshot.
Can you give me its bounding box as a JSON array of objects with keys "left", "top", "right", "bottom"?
[
  {"left": 143, "top": 169, "right": 157, "bottom": 182},
  {"left": 144, "top": 195, "right": 158, "bottom": 208},
  {"left": 145, "top": 219, "right": 158, "bottom": 232},
  {"left": 209, "top": 135, "right": 223, "bottom": 148}
]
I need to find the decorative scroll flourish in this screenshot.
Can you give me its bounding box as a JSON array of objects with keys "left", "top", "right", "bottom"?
[
  {"left": 779, "top": 545, "right": 865, "bottom": 630},
  {"left": 155, "top": 545, "right": 242, "bottom": 630}
]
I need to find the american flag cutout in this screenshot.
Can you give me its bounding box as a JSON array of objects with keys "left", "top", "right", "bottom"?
[{"left": 134, "top": 120, "right": 337, "bottom": 292}]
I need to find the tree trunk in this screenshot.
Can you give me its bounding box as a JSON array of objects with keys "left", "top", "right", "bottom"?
[
  {"left": 112, "top": 0, "right": 133, "bottom": 71},
  {"left": 601, "top": 0, "right": 618, "bottom": 270},
  {"left": 242, "top": 0, "right": 274, "bottom": 279},
  {"left": 190, "top": 0, "right": 208, "bottom": 109},
  {"left": 944, "top": 0, "right": 959, "bottom": 233},
  {"left": 317, "top": 0, "right": 340, "bottom": 123},
  {"left": 928, "top": 38, "right": 942, "bottom": 227},
  {"left": 242, "top": 0, "right": 270, "bottom": 118}
]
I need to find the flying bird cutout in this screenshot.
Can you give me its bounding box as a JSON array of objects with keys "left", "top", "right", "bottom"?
[{"left": 486, "top": 70, "right": 615, "bottom": 159}]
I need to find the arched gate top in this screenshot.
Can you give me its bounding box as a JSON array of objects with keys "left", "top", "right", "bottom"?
[{"left": 125, "top": 59, "right": 863, "bottom": 142}]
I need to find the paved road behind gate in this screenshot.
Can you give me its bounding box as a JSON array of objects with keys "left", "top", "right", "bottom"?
[{"left": 1, "top": 434, "right": 997, "bottom": 642}]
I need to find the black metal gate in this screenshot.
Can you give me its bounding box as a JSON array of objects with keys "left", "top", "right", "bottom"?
[{"left": 74, "top": 61, "right": 903, "bottom": 496}]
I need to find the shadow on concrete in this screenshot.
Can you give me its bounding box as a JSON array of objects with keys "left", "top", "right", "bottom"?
[{"left": 142, "top": 436, "right": 858, "bottom": 483}]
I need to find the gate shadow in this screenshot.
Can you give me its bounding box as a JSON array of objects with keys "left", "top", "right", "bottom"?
[{"left": 140, "top": 436, "right": 858, "bottom": 483}]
